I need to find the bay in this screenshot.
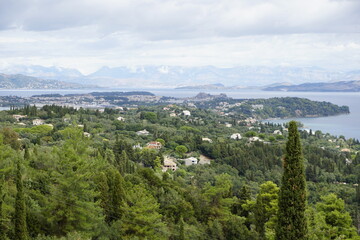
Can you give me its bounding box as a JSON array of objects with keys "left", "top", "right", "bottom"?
[{"left": 0, "top": 88, "right": 359, "bottom": 139}]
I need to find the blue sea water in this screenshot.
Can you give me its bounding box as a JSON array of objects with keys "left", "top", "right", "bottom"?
[{"left": 0, "top": 88, "right": 359, "bottom": 139}]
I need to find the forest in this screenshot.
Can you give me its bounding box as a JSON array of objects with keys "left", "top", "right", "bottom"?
[{"left": 0, "top": 103, "right": 359, "bottom": 239}]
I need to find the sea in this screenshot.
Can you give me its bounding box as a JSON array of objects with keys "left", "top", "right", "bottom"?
[{"left": 1, "top": 88, "right": 359, "bottom": 140}]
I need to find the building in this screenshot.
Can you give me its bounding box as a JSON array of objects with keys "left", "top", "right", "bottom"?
[
  {"left": 341, "top": 148, "right": 351, "bottom": 153},
  {"left": 230, "top": 133, "right": 242, "bottom": 140},
  {"left": 12, "top": 115, "right": 27, "bottom": 121},
  {"left": 183, "top": 110, "right": 191, "bottom": 116},
  {"left": 252, "top": 104, "right": 264, "bottom": 110},
  {"left": 273, "top": 130, "right": 282, "bottom": 135},
  {"left": 133, "top": 143, "right": 143, "bottom": 150},
  {"left": 33, "top": 119, "right": 45, "bottom": 126},
  {"left": 117, "top": 116, "right": 125, "bottom": 121},
  {"left": 136, "top": 129, "right": 150, "bottom": 136},
  {"left": 163, "top": 158, "right": 177, "bottom": 172},
  {"left": 202, "top": 137, "right": 213, "bottom": 143},
  {"left": 184, "top": 157, "right": 198, "bottom": 166},
  {"left": 84, "top": 132, "right": 91, "bottom": 137},
  {"left": 169, "top": 113, "right": 177, "bottom": 117},
  {"left": 146, "top": 141, "right": 162, "bottom": 149},
  {"left": 249, "top": 136, "right": 262, "bottom": 142}
]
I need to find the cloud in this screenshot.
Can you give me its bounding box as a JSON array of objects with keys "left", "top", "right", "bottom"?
[
  {"left": 0, "top": 0, "right": 360, "bottom": 73},
  {"left": 0, "top": 0, "right": 359, "bottom": 40}
]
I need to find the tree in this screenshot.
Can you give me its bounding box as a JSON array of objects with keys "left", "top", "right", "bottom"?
[
  {"left": 254, "top": 181, "right": 279, "bottom": 240},
  {"left": 23, "top": 146, "right": 30, "bottom": 161},
  {"left": 175, "top": 145, "right": 188, "bottom": 158},
  {"left": 96, "top": 169, "right": 125, "bottom": 225},
  {"left": 121, "top": 184, "right": 167, "bottom": 239},
  {"left": 14, "top": 160, "right": 28, "bottom": 240},
  {"left": 315, "top": 194, "right": 358, "bottom": 239},
  {"left": 0, "top": 176, "right": 7, "bottom": 239},
  {"left": 0, "top": 127, "right": 21, "bottom": 150},
  {"left": 275, "top": 121, "right": 308, "bottom": 239}
]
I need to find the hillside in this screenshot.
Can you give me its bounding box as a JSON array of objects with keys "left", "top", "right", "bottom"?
[
  {"left": 0, "top": 73, "right": 90, "bottom": 89},
  {"left": 0, "top": 104, "right": 359, "bottom": 239},
  {"left": 264, "top": 80, "right": 360, "bottom": 92}
]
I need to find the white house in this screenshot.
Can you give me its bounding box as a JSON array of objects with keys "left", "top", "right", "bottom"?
[
  {"left": 249, "top": 136, "right": 263, "bottom": 142},
  {"left": 117, "top": 116, "right": 125, "bottom": 121},
  {"left": 273, "top": 130, "right": 282, "bottom": 135},
  {"left": 184, "top": 157, "right": 198, "bottom": 166},
  {"left": 202, "top": 137, "right": 213, "bottom": 143},
  {"left": 169, "top": 113, "right": 177, "bottom": 117},
  {"left": 136, "top": 129, "right": 150, "bottom": 136},
  {"left": 183, "top": 110, "right": 191, "bottom": 116},
  {"left": 252, "top": 104, "right": 264, "bottom": 110},
  {"left": 33, "top": 119, "right": 45, "bottom": 126},
  {"left": 83, "top": 132, "right": 91, "bottom": 138},
  {"left": 230, "top": 133, "right": 242, "bottom": 140},
  {"left": 133, "top": 143, "right": 143, "bottom": 150}
]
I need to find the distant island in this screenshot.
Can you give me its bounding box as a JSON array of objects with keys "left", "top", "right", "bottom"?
[
  {"left": 0, "top": 91, "right": 349, "bottom": 120},
  {"left": 264, "top": 80, "right": 360, "bottom": 92}
]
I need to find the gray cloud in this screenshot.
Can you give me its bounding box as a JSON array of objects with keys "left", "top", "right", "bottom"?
[{"left": 0, "top": 0, "right": 360, "bottom": 73}]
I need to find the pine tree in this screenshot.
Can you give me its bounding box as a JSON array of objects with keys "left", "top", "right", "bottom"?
[
  {"left": 275, "top": 121, "right": 308, "bottom": 240},
  {"left": 14, "top": 160, "right": 28, "bottom": 240}
]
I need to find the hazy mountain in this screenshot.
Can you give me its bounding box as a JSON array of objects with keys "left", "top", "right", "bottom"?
[
  {"left": 87, "top": 65, "right": 360, "bottom": 88},
  {"left": 264, "top": 80, "right": 360, "bottom": 92},
  {"left": 0, "top": 65, "right": 85, "bottom": 82},
  {"left": 1, "top": 65, "right": 360, "bottom": 88},
  {"left": 0, "top": 73, "right": 88, "bottom": 89}
]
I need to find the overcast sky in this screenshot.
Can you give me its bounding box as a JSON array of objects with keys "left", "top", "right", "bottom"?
[{"left": 0, "top": 0, "right": 359, "bottom": 74}]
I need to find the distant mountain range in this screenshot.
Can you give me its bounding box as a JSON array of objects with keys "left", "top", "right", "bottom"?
[
  {"left": 2, "top": 64, "right": 360, "bottom": 88},
  {"left": 264, "top": 80, "right": 360, "bottom": 92},
  {"left": 0, "top": 73, "right": 90, "bottom": 89}
]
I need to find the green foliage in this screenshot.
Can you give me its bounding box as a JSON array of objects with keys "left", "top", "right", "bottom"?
[
  {"left": 276, "top": 121, "right": 308, "bottom": 240},
  {"left": 140, "top": 111, "right": 158, "bottom": 123},
  {"left": 245, "top": 131, "right": 257, "bottom": 137},
  {"left": 121, "top": 184, "right": 167, "bottom": 239},
  {"left": 15, "top": 125, "right": 53, "bottom": 135},
  {"left": 14, "top": 160, "right": 28, "bottom": 240},
  {"left": 0, "top": 127, "right": 21, "bottom": 150},
  {"left": 175, "top": 145, "right": 188, "bottom": 158},
  {"left": 0, "top": 103, "right": 359, "bottom": 239},
  {"left": 315, "top": 194, "right": 358, "bottom": 239},
  {"left": 254, "top": 181, "right": 279, "bottom": 239}
]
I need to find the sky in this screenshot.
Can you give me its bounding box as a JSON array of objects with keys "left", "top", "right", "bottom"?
[{"left": 0, "top": 0, "right": 360, "bottom": 74}]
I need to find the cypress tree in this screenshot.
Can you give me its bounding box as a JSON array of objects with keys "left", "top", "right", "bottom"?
[
  {"left": 23, "top": 146, "right": 30, "bottom": 161},
  {"left": 14, "top": 160, "right": 28, "bottom": 240},
  {"left": 275, "top": 121, "right": 307, "bottom": 239},
  {"left": 0, "top": 176, "right": 7, "bottom": 239}
]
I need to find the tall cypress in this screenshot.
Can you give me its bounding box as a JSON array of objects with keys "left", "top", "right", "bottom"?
[
  {"left": 0, "top": 176, "right": 7, "bottom": 239},
  {"left": 14, "top": 160, "right": 28, "bottom": 240},
  {"left": 275, "top": 121, "right": 307, "bottom": 239}
]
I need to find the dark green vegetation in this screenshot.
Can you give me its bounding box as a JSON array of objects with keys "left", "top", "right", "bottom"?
[
  {"left": 0, "top": 104, "right": 359, "bottom": 239},
  {"left": 1, "top": 93, "right": 349, "bottom": 122},
  {"left": 195, "top": 97, "right": 349, "bottom": 119},
  {"left": 276, "top": 121, "right": 307, "bottom": 239}
]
